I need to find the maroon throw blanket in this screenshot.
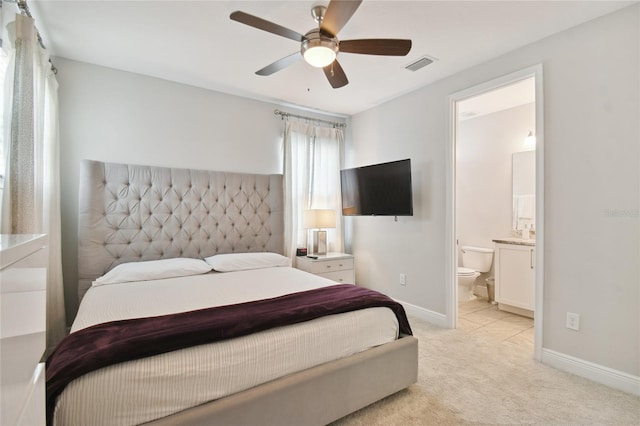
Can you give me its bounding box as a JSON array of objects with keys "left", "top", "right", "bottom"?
[{"left": 46, "top": 284, "right": 412, "bottom": 423}]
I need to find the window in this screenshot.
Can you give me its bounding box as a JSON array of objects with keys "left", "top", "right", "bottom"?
[{"left": 284, "top": 122, "right": 344, "bottom": 257}]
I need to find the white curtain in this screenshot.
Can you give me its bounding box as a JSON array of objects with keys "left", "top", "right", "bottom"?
[
  {"left": 283, "top": 120, "right": 344, "bottom": 258},
  {"left": 1, "top": 14, "right": 66, "bottom": 348}
]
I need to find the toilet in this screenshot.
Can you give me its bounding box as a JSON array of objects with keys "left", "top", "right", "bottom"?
[{"left": 458, "top": 246, "right": 494, "bottom": 302}]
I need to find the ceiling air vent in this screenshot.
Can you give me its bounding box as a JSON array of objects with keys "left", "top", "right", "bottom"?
[{"left": 405, "top": 56, "right": 437, "bottom": 72}]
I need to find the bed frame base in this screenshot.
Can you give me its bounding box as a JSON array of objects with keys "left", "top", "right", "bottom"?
[{"left": 146, "top": 335, "right": 418, "bottom": 426}]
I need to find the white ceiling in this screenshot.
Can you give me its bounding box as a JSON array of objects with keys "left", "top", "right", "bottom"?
[
  {"left": 458, "top": 77, "right": 535, "bottom": 120},
  {"left": 27, "top": 0, "right": 635, "bottom": 117}
]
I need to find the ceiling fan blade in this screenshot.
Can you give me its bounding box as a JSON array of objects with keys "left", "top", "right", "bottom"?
[
  {"left": 320, "top": 0, "right": 363, "bottom": 37},
  {"left": 256, "top": 52, "right": 301, "bottom": 76},
  {"left": 340, "top": 39, "right": 412, "bottom": 56},
  {"left": 323, "top": 60, "right": 349, "bottom": 89},
  {"left": 230, "top": 11, "right": 304, "bottom": 42}
]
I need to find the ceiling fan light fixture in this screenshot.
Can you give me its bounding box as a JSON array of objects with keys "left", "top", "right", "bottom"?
[
  {"left": 304, "top": 45, "right": 337, "bottom": 67},
  {"left": 301, "top": 30, "right": 338, "bottom": 68}
]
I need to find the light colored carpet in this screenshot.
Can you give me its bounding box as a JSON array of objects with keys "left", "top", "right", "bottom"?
[{"left": 332, "top": 315, "right": 640, "bottom": 425}]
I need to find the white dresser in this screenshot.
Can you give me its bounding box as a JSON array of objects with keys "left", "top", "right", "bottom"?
[
  {"left": 1, "top": 234, "right": 48, "bottom": 426},
  {"left": 295, "top": 252, "right": 355, "bottom": 284}
]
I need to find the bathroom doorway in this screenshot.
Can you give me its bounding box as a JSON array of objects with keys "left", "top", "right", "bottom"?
[{"left": 446, "top": 66, "right": 544, "bottom": 360}]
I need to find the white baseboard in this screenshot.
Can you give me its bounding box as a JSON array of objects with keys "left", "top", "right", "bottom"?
[
  {"left": 541, "top": 348, "right": 640, "bottom": 396},
  {"left": 396, "top": 299, "right": 448, "bottom": 328}
]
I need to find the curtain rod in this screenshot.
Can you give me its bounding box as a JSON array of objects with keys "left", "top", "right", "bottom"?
[
  {"left": 274, "top": 109, "right": 346, "bottom": 129},
  {"left": 9, "top": 0, "right": 57, "bottom": 73}
]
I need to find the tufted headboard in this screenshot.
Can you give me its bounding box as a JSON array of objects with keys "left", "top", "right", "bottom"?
[{"left": 77, "top": 160, "right": 284, "bottom": 300}]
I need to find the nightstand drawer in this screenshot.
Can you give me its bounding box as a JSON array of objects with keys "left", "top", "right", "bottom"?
[
  {"left": 304, "top": 258, "right": 354, "bottom": 274},
  {"left": 295, "top": 253, "right": 355, "bottom": 285},
  {"left": 320, "top": 270, "right": 354, "bottom": 284}
]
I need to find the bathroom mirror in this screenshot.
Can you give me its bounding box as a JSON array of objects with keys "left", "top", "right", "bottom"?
[{"left": 512, "top": 150, "right": 535, "bottom": 231}]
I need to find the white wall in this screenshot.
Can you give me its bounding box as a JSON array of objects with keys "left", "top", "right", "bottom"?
[
  {"left": 456, "top": 103, "right": 535, "bottom": 252},
  {"left": 349, "top": 5, "right": 639, "bottom": 376},
  {"left": 56, "top": 58, "right": 343, "bottom": 323}
]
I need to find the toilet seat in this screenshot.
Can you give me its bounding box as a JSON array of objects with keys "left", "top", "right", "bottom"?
[{"left": 457, "top": 267, "right": 477, "bottom": 275}]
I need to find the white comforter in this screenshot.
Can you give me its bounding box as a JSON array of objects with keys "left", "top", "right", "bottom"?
[{"left": 54, "top": 267, "right": 399, "bottom": 426}]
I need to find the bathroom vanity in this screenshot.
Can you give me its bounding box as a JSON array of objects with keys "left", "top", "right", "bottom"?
[
  {"left": 494, "top": 149, "right": 536, "bottom": 318},
  {"left": 492, "top": 238, "right": 535, "bottom": 318}
]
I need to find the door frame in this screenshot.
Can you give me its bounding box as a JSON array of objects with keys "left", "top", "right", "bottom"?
[{"left": 445, "top": 64, "right": 545, "bottom": 360}]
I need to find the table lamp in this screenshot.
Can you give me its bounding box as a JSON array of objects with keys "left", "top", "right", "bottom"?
[{"left": 303, "top": 209, "right": 336, "bottom": 255}]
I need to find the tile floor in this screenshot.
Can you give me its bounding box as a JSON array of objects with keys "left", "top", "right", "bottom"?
[{"left": 458, "top": 297, "right": 534, "bottom": 351}]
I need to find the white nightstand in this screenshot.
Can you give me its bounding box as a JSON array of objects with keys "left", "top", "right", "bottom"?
[{"left": 296, "top": 252, "right": 355, "bottom": 284}]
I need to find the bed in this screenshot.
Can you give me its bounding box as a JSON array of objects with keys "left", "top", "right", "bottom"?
[{"left": 47, "top": 160, "right": 418, "bottom": 425}]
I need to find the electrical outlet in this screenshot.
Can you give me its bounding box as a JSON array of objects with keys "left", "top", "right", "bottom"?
[
  {"left": 399, "top": 273, "right": 407, "bottom": 286},
  {"left": 566, "top": 312, "right": 580, "bottom": 331}
]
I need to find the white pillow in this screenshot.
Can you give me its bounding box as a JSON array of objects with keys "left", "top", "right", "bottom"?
[
  {"left": 93, "top": 258, "right": 213, "bottom": 286},
  {"left": 205, "top": 252, "right": 291, "bottom": 272}
]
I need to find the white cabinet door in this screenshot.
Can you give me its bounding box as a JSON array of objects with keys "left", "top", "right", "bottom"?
[
  {"left": 1, "top": 234, "right": 47, "bottom": 426},
  {"left": 495, "top": 244, "right": 535, "bottom": 311}
]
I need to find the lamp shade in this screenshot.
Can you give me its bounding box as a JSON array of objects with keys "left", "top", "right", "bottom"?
[{"left": 303, "top": 209, "right": 336, "bottom": 229}]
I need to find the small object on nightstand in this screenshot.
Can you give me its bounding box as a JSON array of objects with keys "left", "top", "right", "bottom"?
[
  {"left": 306, "top": 255, "right": 318, "bottom": 259},
  {"left": 296, "top": 248, "right": 308, "bottom": 256}
]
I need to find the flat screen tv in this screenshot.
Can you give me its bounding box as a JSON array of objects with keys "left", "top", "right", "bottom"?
[{"left": 340, "top": 159, "right": 413, "bottom": 216}]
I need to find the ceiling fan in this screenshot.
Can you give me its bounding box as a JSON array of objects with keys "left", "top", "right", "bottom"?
[{"left": 230, "top": 0, "right": 412, "bottom": 89}]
